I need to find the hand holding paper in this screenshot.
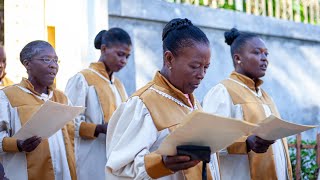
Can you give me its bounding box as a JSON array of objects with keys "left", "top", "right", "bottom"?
[
  {"left": 156, "top": 111, "right": 258, "bottom": 156},
  {"left": 246, "top": 135, "right": 275, "bottom": 153},
  {"left": 163, "top": 155, "right": 200, "bottom": 172},
  {"left": 13, "top": 100, "right": 85, "bottom": 140},
  {"left": 17, "top": 136, "right": 42, "bottom": 152},
  {"left": 157, "top": 112, "right": 317, "bottom": 156}
]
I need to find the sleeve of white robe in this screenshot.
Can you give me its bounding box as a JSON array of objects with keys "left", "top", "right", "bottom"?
[
  {"left": 65, "top": 73, "right": 98, "bottom": 139},
  {"left": 106, "top": 96, "right": 174, "bottom": 180},
  {"left": 202, "top": 83, "right": 248, "bottom": 154},
  {"left": 203, "top": 83, "right": 242, "bottom": 118},
  {"left": 0, "top": 90, "right": 19, "bottom": 153}
]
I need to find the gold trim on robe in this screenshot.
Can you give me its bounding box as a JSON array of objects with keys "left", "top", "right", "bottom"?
[
  {"left": 2, "top": 78, "right": 77, "bottom": 180},
  {"left": 79, "top": 62, "right": 127, "bottom": 139},
  {"left": 221, "top": 71, "right": 293, "bottom": 180},
  {"left": 0, "top": 74, "right": 14, "bottom": 89},
  {"left": 132, "top": 72, "right": 214, "bottom": 180}
]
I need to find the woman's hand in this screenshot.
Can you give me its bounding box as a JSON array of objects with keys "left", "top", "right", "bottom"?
[
  {"left": 17, "top": 136, "right": 42, "bottom": 152},
  {"left": 94, "top": 123, "right": 108, "bottom": 137},
  {"left": 163, "top": 155, "right": 200, "bottom": 172},
  {"left": 246, "top": 135, "right": 275, "bottom": 153}
]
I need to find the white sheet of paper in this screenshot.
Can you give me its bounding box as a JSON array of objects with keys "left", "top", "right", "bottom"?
[
  {"left": 156, "top": 111, "right": 258, "bottom": 156},
  {"left": 13, "top": 100, "right": 84, "bottom": 140},
  {"left": 252, "top": 115, "right": 317, "bottom": 140}
]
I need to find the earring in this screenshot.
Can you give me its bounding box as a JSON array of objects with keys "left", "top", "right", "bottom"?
[
  {"left": 237, "top": 61, "right": 241, "bottom": 64},
  {"left": 169, "top": 67, "right": 172, "bottom": 70}
]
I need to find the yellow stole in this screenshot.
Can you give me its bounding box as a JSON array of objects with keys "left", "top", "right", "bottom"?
[
  {"left": 80, "top": 62, "right": 127, "bottom": 123},
  {"left": 0, "top": 75, "right": 14, "bottom": 89},
  {"left": 2, "top": 79, "right": 77, "bottom": 180},
  {"left": 132, "top": 72, "right": 213, "bottom": 180},
  {"left": 221, "top": 71, "right": 293, "bottom": 180}
]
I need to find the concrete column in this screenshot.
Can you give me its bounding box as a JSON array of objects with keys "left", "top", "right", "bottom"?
[
  {"left": 4, "top": 0, "right": 46, "bottom": 82},
  {"left": 52, "top": 0, "right": 108, "bottom": 89},
  {"left": 86, "top": 0, "right": 109, "bottom": 64}
]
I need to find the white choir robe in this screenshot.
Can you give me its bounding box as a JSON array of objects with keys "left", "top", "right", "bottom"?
[
  {"left": 203, "top": 83, "right": 288, "bottom": 180},
  {"left": 65, "top": 73, "right": 124, "bottom": 180},
  {"left": 105, "top": 96, "right": 221, "bottom": 180},
  {"left": 0, "top": 88, "right": 72, "bottom": 180}
]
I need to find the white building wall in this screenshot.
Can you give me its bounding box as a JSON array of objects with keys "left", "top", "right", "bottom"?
[
  {"left": 5, "top": 0, "right": 46, "bottom": 81},
  {"left": 4, "top": 0, "right": 108, "bottom": 90}
]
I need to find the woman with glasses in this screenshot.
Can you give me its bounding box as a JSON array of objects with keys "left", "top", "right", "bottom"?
[
  {"left": 65, "top": 28, "right": 132, "bottom": 180},
  {"left": 203, "top": 28, "right": 292, "bottom": 180},
  {"left": 0, "top": 40, "right": 76, "bottom": 180},
  {"left": 105, "top": 18, "right": 220, "bottom": 180}
]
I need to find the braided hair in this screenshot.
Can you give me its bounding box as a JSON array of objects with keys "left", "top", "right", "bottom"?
[{"left": 162, "top": 18, "right": 209, "bottom": 56}]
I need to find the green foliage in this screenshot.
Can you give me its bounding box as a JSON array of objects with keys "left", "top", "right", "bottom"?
[
  {"left": 288, "top": 138, "right": 319, "bottom": 180},
  {"left": 166, "top": 0, "right": 320, "bottom": 25},
  {"left": 219, "top": 2, "right": 236, "bottom": 10},
  {"left": 199, "top": 0, "right": 207, "bottom": 6}
]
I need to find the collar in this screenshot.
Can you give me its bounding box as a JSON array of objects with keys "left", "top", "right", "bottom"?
[
  {"left": 152, "top": 71, "right": 196, "bottom": 108},
  {"left": 89, "top": 62, "right": 114, "bottom": 83},
  {"left": 230, "top": 71, "right": 263, "bottom": 91},
  {"left": 18, "top": 78, "right": 54, "bottom": 98}
]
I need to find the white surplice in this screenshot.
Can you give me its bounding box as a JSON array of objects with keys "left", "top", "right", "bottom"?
[
  {"left": 203, "top": 83, "right": 288, "bottom": 180},
  {"left": 0, "top": 87, "right": 71, "bottom": 180},
  {"left": 65, "top": 72, "right": 125, "bottom": 180},
  {"left": 105, "top": 95, "right": 221, "bottom": 180}
]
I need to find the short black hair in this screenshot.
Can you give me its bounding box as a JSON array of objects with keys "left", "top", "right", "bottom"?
[
  {"left": 162, "top": 18, "right": 209, "bottom": 56},
  {"left": 19, "top": 40, "right": 54, "bottom": 64},
  {"left": 224, "top": 28, "right": 259, "bottom": 64},
  {"left": 94, "top": 28, "right": 132, "bottom": 49}
]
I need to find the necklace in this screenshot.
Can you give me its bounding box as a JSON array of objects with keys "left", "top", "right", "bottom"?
[{"left": 149, "top": 87, "right": 198, "bottom": 112}]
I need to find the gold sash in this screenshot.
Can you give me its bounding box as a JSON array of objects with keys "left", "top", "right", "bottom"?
[
  {"left": 80, "top": 62, "right": 127, "bottom": 123},
  {"left": 3, "top": 79, "right": 76, "bottom": 180},
  {"left": 134, "top": 72, "right": 213, "bottom": 180},
  {"left": 222, "top": 71, "right": 293, "bottom": 180}
]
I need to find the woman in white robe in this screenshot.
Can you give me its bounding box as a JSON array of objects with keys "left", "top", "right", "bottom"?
[
  {"left": 0, "top": 40, "right": 76, "bottom": 180},
  {"left": 106, "top": 18, "right": 220, "bottom": 180},
  {"left": 65, "top": 28, "right": 131, "bottom": 180},
  {"left": 203, "top": 28, "right": 293, "bottom": 180}
]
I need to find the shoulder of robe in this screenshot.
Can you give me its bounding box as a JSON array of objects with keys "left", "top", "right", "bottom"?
[
  {"left": 2, "top": 85, "right": 21, "bottom": 97},
  {"left": 114, "top": 77, "right": 124, "bottom": 86},
  {"left": 52, "top": 89, "right": 68, "bottom": 104},
  {"left": 130, "top": 81, "right": 155, "bottom": 98}
]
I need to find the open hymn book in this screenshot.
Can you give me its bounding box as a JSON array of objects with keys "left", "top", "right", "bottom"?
[
  {"left": 157, "top": 111, "right": 317, "bottom": 156},
  {"left": 13, "top": 100, "right": 85, "bottom": 140}
]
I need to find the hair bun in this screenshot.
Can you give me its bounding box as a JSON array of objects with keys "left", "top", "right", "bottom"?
[
  {"left": 224, "top": 28, "right": 240, "bottom": 46},
  {"left": 94, "top": 30, "right": 107, "bottom": 49},
  {"left": 162, "top": 18, "right": 193, "bottom": 41},
  {"left": 173, "top": 18, "right": 193, "bottom": 30}
]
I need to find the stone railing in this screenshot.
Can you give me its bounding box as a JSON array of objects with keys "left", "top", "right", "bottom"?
[{"left": 166, "top": 0, "right": 320, "bottom": 25}]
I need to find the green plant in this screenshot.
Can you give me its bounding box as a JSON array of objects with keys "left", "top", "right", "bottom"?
[
  {"left": 166, "top": 0, "right": 320, "bottom": 25},
  {"left": 288, "top": 138, "right": 319, "bottom": 180},
  {"left": 218, "top": 2, "right": 236, "bottom": 10}
]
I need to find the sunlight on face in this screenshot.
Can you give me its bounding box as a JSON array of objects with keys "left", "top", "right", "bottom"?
[{"left": 169, "top": 43, "right": 211, "bottom": 94}]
